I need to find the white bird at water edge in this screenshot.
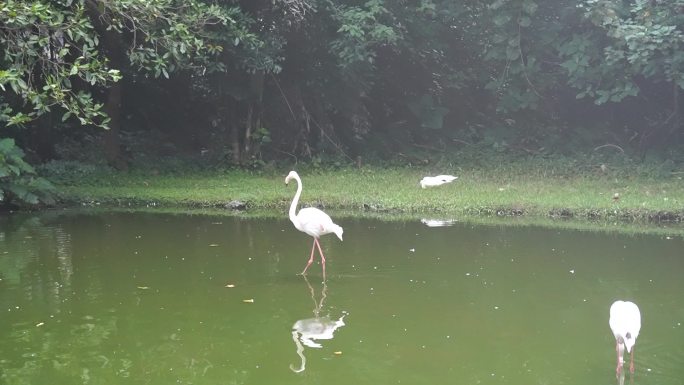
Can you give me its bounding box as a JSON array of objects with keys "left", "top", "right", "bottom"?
[
  {"left": 609, "top": 300, "right": 641, "bottom": 375},
  {"left": 285, "top": 171, "right": 343, "bottom": 278},
  {"left": 420, "top": 174, "right": 458, "bottom": 189}
]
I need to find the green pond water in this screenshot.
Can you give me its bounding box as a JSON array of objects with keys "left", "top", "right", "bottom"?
[{"left": 0, "top": 211, "right": 683, "bottom": 385}]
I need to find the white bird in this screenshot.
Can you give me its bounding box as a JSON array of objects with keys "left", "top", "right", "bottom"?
[
  {"left": 609, "top": 300, "right": 641, "bottom": 375},
  {"left": 420, "top": 174, "right": 458, "bottom": 189},
  {"left": 285, "top": 171, "right": 343, "bottom": 277}
]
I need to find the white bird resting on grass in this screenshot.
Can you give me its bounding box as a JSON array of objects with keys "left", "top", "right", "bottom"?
[
  {"left": 420, "top": 174, "right": 458, "bottom": 189},
  {"left": 609, "top": 300, "right": 641, "bottom": 375}
]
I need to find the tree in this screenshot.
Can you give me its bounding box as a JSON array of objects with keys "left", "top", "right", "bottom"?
[
  {"left": 83, "top": 0, "right": 257, "bottom": 165},
  {"left": 0, "top": 1, "right": 121, "bottom": 128},
  {"left": 0, "top": 0, "right": 260, "bottom": 203},
  {"left": 3, "top": 0, "right": 683, "bottom": 188},
  {"left": 1, "top": 0, "right": 257, "bottom": 165},
  {"left": 579, "top": 0, "right": 684, "bottom": 150}
]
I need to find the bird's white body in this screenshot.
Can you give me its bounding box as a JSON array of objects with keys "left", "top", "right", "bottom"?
[
  {"left": 291, "top": 207, "right": 343, "bottom": 241},
  {"left": 609, "top": 300, "right": 641, "bottom": 373},
  {"left": 285, "top": 171, "right": 343, "bottom": 276},
  {"left": 420, "top": 175, "right": 458, "bottom": 189}
]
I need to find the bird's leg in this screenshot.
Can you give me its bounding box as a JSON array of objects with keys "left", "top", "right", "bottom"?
[
  {"left": 629, "top": 347, "right": 635, "bottom": 374},
  {"left": 615, "top": 341, "right": 623, "bottom": 375},
  {"left": 314, "top": 238, "right": 326, "bottom": 280},
  {"left": 300, "top": 239, "right": 317, "bottom": 275},
  {"left": 321, "top": 260, "right": 326, "bottom": 281}
]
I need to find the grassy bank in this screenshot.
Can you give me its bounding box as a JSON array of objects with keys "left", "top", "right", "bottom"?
[{"left": 54, "top": 165, "right": 684, "bottom": 222}]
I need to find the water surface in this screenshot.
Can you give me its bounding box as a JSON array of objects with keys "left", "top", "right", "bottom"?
[{"left": 0, "top": 211, "right": 682, "bottom": 384}]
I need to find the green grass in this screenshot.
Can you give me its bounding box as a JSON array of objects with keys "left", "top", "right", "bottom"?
[{"left": 55, "top": 166, "right": 684, "bottom": 223}]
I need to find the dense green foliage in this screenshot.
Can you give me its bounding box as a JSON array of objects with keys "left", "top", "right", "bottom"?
[
  {"left": 0, "top": 0, "right": 683, "bottom": 206},
  {"left": 0, "top": 0, "right": 255, "bottom": 127},
  {"left": 0, "top": 138, "right": 54, "bottom": 205}
]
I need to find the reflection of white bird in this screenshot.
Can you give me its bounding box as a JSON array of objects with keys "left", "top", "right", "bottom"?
[
  {"left": 292, "top": 315, "right": 346, "bottom": 349},
  {"left": 285, "top": 171, "right": 343, "bottom": 277},
  {"left": 420, "top": 175, "right": 457, "bottom": 189},
  {"left": 289, "top": 278, "right": 346, "bottom": 373},
  {"left": 421, "top": 218, "right": 458, "bottom": 227},
  {"left": 609, "top": 300, "right": 641, "bottom": 375}
]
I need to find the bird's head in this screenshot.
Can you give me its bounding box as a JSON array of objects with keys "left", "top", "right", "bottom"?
[
  {"left": 419, "top": 177, "right": 429, "bottom": 189},
  {"left": 285, "top": 171, "right": 298, "bottom": 185},
  {"left": 333, "top": 224, "right": 343, "bottom": 241},
  {"left": 624, "top": 332, "right": 636, "bottom": 353}
]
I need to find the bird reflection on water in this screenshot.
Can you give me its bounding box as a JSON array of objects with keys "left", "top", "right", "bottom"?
[
  {"left": 420, "top": 218, "right": 458, "bottom": 227},
  {"left": 290, "top": 276, "right": 347, "bottom": 373},
  {"left": 617, "top": 368, "right": 626, "bottom": 385}
]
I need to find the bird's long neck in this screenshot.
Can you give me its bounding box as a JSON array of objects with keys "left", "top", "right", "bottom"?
[{"left": 289, "top": 174, "right": 303, "bottom": 224}]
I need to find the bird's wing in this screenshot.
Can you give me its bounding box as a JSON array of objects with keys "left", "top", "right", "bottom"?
[
  {"left": 625, "top": 303, "right": 641, "bottom": 337},
  {"left": 435, "top": 174, "right": 457, "bottom": 181},
  {"left": 609, "top": 301, "right": 641, "bottom": 338},
  {"left": 297, "top": 207, "right": 335, "bottom": 234}
]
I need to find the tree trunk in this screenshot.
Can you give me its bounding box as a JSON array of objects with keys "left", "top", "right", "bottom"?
[
  {"left": 85, "top": 0, "right": 125, "bottom": 168},
  {"left": 227, "top": 98, "right": 241, "bottom": 164},
  {"left": 674, "top": 83, "right": 681, "bottom": 137},
  {"left": 31, "top": 112, "right": 55, "bottom": 161},
  {"left": 242, "top": 71, "right": 265, "bottom": 161},
  {"left": 103, "top": 81, "right": 123, "bottom": 168}
]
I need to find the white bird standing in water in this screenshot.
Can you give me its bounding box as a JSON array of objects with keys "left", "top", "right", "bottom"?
[
  {"left": 285, "top": 171, "right": 343, "bottom": 277},
  {"left": 420, "top": 175, "right": 457, "bottom": 189},
  {"left": 609, "top": 300, "right": 641, "bottom": 375}
]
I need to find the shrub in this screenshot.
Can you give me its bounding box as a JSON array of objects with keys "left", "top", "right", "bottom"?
[{"left": 0, "top": 138, "right": 55, "bottom": 207}]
